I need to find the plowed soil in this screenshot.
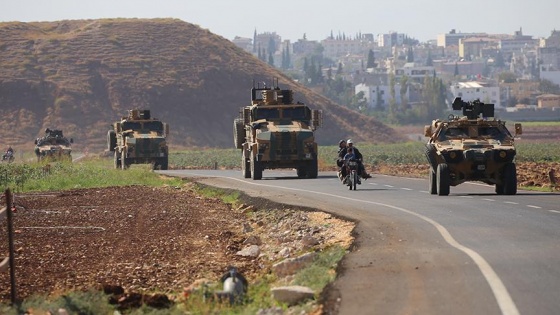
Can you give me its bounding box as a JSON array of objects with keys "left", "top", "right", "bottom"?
[{"left": 0, "top": 185, "right": 262, "bottom": 303}]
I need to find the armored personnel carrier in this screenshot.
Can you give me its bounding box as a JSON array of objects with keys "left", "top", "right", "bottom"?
[
  {"left": 34, "top": 128, "right": 73, "bottom": 162},
  {"left": 108, "top": 109, "right": 169, "bottom": 170},
  {"left": 424, "top": 98, "right": 522, "bottom": 195},
  {"left": 234, "top": 79, "right": 322, "bottom": 180}
]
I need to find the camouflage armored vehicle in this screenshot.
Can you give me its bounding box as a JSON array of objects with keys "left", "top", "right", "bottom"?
[
  {"left": 424, "top": 98, "right": 522, "bottom": 196},
  {"left": 34, "top": 128, "right": 73, "bottom": 162},
  {"left": 107, "top": 109, "right": 169, "bottom": 170},
  {"left": 234, "top": 79, "right": 322, "bottom": 180}
]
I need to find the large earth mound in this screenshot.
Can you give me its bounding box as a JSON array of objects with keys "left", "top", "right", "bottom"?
[{"left": 0, "top": 19, "right": 404, "bottom": 152}]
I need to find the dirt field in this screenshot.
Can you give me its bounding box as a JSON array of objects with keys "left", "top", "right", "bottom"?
[{"left": 0, "top": 183, "right": 354, "bottom": 309}]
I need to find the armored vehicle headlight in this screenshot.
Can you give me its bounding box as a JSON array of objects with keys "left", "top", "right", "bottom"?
[
  {"left": 499, "top": 151, "right": 507, "bottom": 158},
  {"left": 449, "top": 152, "right": 457, "bottom": 159}
]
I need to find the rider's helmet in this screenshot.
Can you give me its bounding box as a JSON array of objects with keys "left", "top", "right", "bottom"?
[{"left": 347, "top": 139, "right": 353, "bottom": 145}]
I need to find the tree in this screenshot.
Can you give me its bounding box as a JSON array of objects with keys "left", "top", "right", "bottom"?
[
  {"left": 268, "top": 52, "right": 274, "bottom": 66},
  {"left": 267, "top": 37, "right": 276, "bottom": 55},
  {"left": 388, "top": 74, "right": 398, "bottom": 123},
  {"left": 400, "top": 75, "right": 409, "bottom": 110},
  {"left": 285, "top": 43, "right": 291, "bottom": 69},
  {"left": 336, "top": 62, "right": 343, "bottom": 76},
  {"left": 426, "top": 50, "right": 433, "bottom": 66},
  {"left": 406, "top": 47, "right": 414, "bottom": 63},
  {"left": 253, "top": 29, "right": 257, "bottom": 53},
  {"left": 498, "top": 71, "right": 517, "bottom": 83},
  {"left": 454, "top": 62, "right": 459, "bottom": 76},
  {"left": 366, "top": 49, "right": 376, "bottom": 68},
  {"left": 494, "top": 51, "right": 505, "bottom": 68},
  {"left": 540, "top": 79, "right": 560, "bottom": 94}
]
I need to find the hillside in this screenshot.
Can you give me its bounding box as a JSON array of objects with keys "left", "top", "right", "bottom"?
[{"left": 0, "top": 18, "right": 405, "bottom": 152}]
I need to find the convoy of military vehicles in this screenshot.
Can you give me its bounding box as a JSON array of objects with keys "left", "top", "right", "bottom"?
[
  {"left": 6, "top": 79, "right": 527, "bottom": 196},
  {"left": 234, "top": 79, "right": 322, "bottom": 180}
]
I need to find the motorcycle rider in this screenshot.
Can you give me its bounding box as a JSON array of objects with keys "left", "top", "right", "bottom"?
[
  {"left": 336, "top": 140, "right": 347, "bottom": 180},
  {"left": 2, "top": 146, "right": 14, "bottom": 161},
  {"left": 346, "top": 139, "right": 372, "bottom": 180}
]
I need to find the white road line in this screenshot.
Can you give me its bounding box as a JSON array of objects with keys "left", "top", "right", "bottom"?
[
  {"left": 420, "top": 190, "right": 429, "bottom": 193},
  {"left": 460, "top": 196, "right": 474, "bottom": 199},
  {"left": 368, "top": 182, "right": 378, "bottom": 185},
  {"left": 549, "top": 210, "right": 560, "bottom": 214},
  {"left": 401, "top": 188, "right": 413, "bottom": 191},
  {"left": 483, "top": 198, "right": 495, "bottom": 202},
  {"left": 177, "top": 171, "right": 520, "bottom": 315},
  {"left": 384, "top": 185, "right": 394, "bottom": 188},
  {"left": 504, "top": 201, "right": 518, "bottom": 205},
  {"left": 527, "top": 205, "right": 542, "bottom": 209}
]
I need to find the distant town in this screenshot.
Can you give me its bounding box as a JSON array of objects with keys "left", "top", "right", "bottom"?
[{"left": 231, "top": 28, "right": 560, "bottom": 123}]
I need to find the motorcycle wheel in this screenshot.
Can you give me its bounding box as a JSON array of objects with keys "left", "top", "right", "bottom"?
[{"left": 352, "top": 171, "right": 357, "bottom": 190}]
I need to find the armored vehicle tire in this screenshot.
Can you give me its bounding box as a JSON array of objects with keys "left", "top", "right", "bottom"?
[
  {"left": 428, "top": 168, "right": 437, "bottom": 194},
  {"left": 234, "top": 119, "right": 244, "bottom": 149},
  {"left": 297, "top": 167, "right": 306, "bottom": 178},
  {"left": 114, "top": 152, "right": 121, "bottom": 169},
  {"left": 307, "top": 159, "right": 318, "bottom": 179},
  {"left": 436, "top": 163, "right": 450, "bottom": 196},
  {"left": 242, "top": 156, "right": 251, "bottom": 178},
  {"left": 121, "top": 152, "right": 129, "bottom": 170},
  {"left": 495, "top": 183, "right": 504, "bottom": 195},
  {"left": 158, "top": 157, "right": 169, "bottom": 170},
  {"left": 107, "top": 130, "right": 116, "bottom": 152},
  {"left": 251, "top": 158, "right": 262, "bottom": 180},
  {"left": 503, "top": 162, "right": 517, "bottom": 195}
]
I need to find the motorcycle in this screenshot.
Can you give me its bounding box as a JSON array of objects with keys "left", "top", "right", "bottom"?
[
  {"left": 344, "top": 159, "right": 360, "bottom": 190},
  {"left": 2, "top": 151, "right": 14, "bottom": 163}
]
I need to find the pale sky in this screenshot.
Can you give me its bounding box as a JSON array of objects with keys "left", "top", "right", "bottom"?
[{"left": 1, "top": 0, "right": 558, "bottom": 42}]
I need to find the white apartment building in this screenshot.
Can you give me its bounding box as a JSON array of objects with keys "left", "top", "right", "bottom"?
[
  {"left": 449, "top": 82, "right": 501, "bottom": 108},
  {"left": 355, "top": 83, "right": 408, "bottom": 109},
  {"left": 395, "top": 63, "right": 436, "bottom": 80},
  {"left": 377, "top": 32, "right": 405, "bottom": 48},
  {"left": 321, "top": 38, "right": 363, "bottom": 59},
  {"left": 540, "top": 65, "right": 560, "bottom": 86}
]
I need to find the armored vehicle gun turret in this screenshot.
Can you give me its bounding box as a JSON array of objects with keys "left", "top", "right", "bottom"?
[
  {"left": 424, "top": 97, "right": 522, "bottom": 195},
  {"left": 234, "top": 79, "right": 322, "bottom": 180},
  {"left": 34, "top": 128, "right": 73, "bottom": 162},
  {"left": 108, "top": 109, "right": 169, "bottom": 170}
]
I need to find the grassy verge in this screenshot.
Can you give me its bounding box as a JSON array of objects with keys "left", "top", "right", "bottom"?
[
  {"left": 0, "top": 157, "right": 182, "bottom": 193},
  {"left": 170, "top": 142, "right": 560, "bottom": 169}
]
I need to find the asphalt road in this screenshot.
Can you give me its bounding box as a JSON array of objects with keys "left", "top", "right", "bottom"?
[{"left": 159, "top": 169, "right": 560, "bottom": 315}]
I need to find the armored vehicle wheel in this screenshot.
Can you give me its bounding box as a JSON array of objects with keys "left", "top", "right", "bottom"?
[
  {"left": 114, "top": 152, "right": 121, "bottom": 169},
  {"left": 251, "top": 157, "right": 262, "bottom": 180},
  {"left": 428, "top": 168, "right": 437, "bottom": 194},
  {"left": 503, "top": 162, "right": 517, "bottom": 195},
  {"left": 242, "top": 155, "right": 251, "bottom": 178},
  {"left": 121, "top": 152, "right": 128, "bottom": 170},
  {"left": 158, "top": 157, "right": 169, "bottom": 171},
  {"left": 495, "top": 184, "right": 504, "bottom": 195},
  {"left": 307, "top": 159, "right": 318, "bottom": 179},
  {"left": 297, "top": 167, "right": 306, "bottom": 178},
  {"left": 436, "top": 163, "right": 450, "bottom": 196}
]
